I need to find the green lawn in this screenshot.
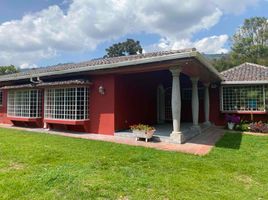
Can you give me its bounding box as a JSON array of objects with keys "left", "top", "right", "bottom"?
[{"left": 0, "top": 128, "right": 268, "bottom": 200}]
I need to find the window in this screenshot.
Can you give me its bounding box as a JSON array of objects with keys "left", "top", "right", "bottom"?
[
  {"left": 45, "top": 87, "right": 89, "bottom": 120},
  {"left": 7, "top": 89, "right": 42, "bottom": 117},
  {"left": 0, "top": 90, "right": 2, "bottom": 106},
  {"left": 221, "top": 85, "right": 267, "bottom": 112}
]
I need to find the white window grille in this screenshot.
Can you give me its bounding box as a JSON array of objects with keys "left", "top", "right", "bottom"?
[
  {"left": 44, "top": 87, "right": 89, "bottom": 120},
  {"left": 7, "top": 89, "right": 42, "bottom": 117},
  {"left": 0, "top": 90, "right": 2, "bottom": 106},
  {"left": 221, "top": 85, "right": 267, "bottom": 112}
]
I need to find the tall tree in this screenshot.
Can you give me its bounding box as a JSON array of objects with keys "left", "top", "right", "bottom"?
[
  {"left": 231, "top": 17, "right": 268, "bottom": 65},
  {"left": 104, "top": 39, "right": 143, "bottom": 58},
  {"left": 0, "top": 65, "right": 19, "bottom": 75}
]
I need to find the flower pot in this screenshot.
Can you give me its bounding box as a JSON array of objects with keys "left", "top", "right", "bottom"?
[
  {"left": 228, "top": 122, "right": 235, "bottom": 130},
  {"left": 132, "top": 129, "right": 155, "bottom": 142}
]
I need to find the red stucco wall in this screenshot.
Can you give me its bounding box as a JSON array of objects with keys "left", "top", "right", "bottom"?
[
  {"left": 0, "top": 90, "right": 12, "bottom": 125},
  {"left": 114, "top": 73, "right": 161, "bottom": 131},
  {"left": 1, "top": 74, "right": 268, "bottom": 134},
  {"left": 89, "top": 75, "right": 116, "bottom": 135}
]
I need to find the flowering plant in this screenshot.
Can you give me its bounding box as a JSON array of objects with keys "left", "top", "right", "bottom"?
[
  {"left": 249, "top": 121, "right": 268, "bottom": 133},
  {"left": 130, "top": 124, "right": 155, "bottom": 132},
  {"left": 225, "top": 114, "right": 240, "bottom": 124}
]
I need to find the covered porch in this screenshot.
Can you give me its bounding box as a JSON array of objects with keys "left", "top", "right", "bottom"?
[{"left": 113, "top": 52, "right": 223, "bottom": 143}]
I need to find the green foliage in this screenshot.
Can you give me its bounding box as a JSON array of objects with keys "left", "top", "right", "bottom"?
[
  {"left": 211, "top": 54, "right": 234, "bottom": 72},
  {"left": 231, "top": 16, "right": 268, "bottom": 66},
  {"left": 130, "top": 124, "right": 155, "bottom": 131},
  {"left": 1, "top": 128, "right": 268, "bottom": 199},
  {"left": 235, "top": 120, "right": 250, "bottom": 132},
  {"left": 210, "top": 17, "right": 268, "bottom": 71},
  {"left": 0, "top": 65, "right": 19, "bottom": 75},
  {"left": 104, "top": 38, "right": 143, "bottom": 58}
]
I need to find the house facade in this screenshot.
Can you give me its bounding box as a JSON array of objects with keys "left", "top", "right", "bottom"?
[{"left": 0, "top": 49, "right": 267, "bottom": 143}]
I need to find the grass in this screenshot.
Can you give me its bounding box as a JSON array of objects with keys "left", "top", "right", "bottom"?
[{"left": 0, "top": 128, "right": 268, "bottom": 200}]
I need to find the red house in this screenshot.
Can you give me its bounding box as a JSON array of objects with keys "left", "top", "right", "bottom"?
[{"left": 0, "top": 49, "right": 267, "bottom": 143}]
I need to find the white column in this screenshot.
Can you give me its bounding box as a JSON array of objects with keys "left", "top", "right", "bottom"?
[
  {"left": 204, "top": 83, "right": 211, "bottom": 126},
  {"left": 191, "top": 77, "right": 199, "bottom": 127},
  {"left": 169, "top": 67, "right": 183, "bottom": 142}
]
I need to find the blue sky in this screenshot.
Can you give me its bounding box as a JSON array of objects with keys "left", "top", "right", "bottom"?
[{"left": 0, "top": 0, "right": 267, "bottom": 68}]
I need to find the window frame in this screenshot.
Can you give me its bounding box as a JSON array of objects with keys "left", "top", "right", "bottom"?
[
  {"left": 44, "top": 86, "right": 89, "bottom": 121},
  {"left": 7, "top": 89, "right": 42, "bottom": 118},
  {"left": 220, "top": 84, "right": 268, "bottom": 113}
]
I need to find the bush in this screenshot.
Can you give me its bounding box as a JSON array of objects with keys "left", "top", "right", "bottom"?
[
  {"left": 249, "top": 121, "right": 268, "bottom": 133},
  {"left": 235, "top": 123, "right": 249, "bottom": 132},
  {"left": 235, "top": 120, "right": 249, "bottom": 131}
]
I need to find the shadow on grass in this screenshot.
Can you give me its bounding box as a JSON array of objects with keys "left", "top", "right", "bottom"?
[{"left": 215, "top": 132, "right": 242, "bottom": 150}]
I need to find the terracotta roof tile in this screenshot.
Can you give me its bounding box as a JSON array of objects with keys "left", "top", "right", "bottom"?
[
  {"left": 0, "top": 48, "right": 196, "bottom": 81},
  {"left": 221, "top": 62, "right": 268, "bottom": 82}
]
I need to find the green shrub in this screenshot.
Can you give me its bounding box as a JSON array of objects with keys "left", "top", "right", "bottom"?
[{"left": 235, "top": 120, "right": 249, "bottom": 131}]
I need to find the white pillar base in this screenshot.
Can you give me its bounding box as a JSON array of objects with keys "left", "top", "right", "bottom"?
[
  {"left": 203, "top": 121, "right": 212, "bottom": 126},
  {"left": 170, "top": 131, "right": 184, "bottom": 144}
]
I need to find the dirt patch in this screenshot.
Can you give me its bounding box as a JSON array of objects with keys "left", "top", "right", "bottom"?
[{"left": 0, "top": 162, "right": 25, "bottom": 173}]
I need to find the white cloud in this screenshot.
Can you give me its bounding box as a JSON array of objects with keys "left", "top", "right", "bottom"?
[
  {"left": 20, "top": 63, "right": 38, "bottom": 69},
  {"left": 153, "top": 35, "right": 229, "bottom": 54},
  {"left": 213, "top": 0, "right": 259, "bottom": 14},
  {"left": 193, "top": 35, "right": 229, "bottom": 53},
  {"left": 0, "top": 0, "right": 258, "bottom": 67}
]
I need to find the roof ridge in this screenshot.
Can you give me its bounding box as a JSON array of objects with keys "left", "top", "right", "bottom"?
[
  {"left": 0, "top": 48, "right": 197, "bottom": 81},
  {"left": 221, "top": 62, "right": 268, "bottom": 75},
  {"left": 221, "top": 62, "right": 268, "bottom": 82},
  {"left": 244, "top": 62, "right": 268, "bottom": 69},
  {"left": 85, "top": 48, "right": 196, "bottom": 62},
  {"left": 220, "top": 63, "right": 246, "bottom": 74}
]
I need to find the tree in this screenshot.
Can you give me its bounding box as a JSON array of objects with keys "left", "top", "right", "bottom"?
[
  {"left": 104, "top": 39, "right": 143, "bottom": 58},
  {"left": 0, "top": 65, "right": 19, "bottom": 75},
  {"left": 211, "top": 54, "right": 234, "bottom": 72},
  {"left": 230, "top": 17, "right": 268, "bottom": 65}
]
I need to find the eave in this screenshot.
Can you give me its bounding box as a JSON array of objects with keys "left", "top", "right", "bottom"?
[
  {"left": 0, "top": 51, "right": 224, "bottom": 82},
  {"left": 221, "top": 80, "right": 268, "bottom": 85}
]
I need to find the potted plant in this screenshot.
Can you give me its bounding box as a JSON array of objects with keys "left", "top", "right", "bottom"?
[
  {"left": 225, "top": 114, "right": 240, "bottom": 130},
  {"left": 130, "top": 124, "right": 155, "bottom": 142}
]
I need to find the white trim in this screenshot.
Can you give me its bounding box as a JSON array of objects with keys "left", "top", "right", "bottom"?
[
  {"left": 0, "top": 51, "right": 223, "bottom": 82},
  {"left": 221, "top": 85, "right": 267, "bottom": 112},
  {"left": 222, "top": 81, "right": 268, "bottom": 85},
  {"left": 195, "top": 52, "right": 224, "bottom": 80},
  {"left": 44, "top": 86, "right": 89, "bottom": 120},
  {"left": 7, "top": 89, "right": 42, "bottom": 118}
]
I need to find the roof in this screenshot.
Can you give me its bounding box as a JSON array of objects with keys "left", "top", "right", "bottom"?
[
  {"left": 1, "top": 79, "right": 91, "bottom": 89},
  {"left": 221, "top": 62, "right": 268, "bottom": 84},
  {"left": 0, "top": 48, "right": 223, "bottom": 82}
]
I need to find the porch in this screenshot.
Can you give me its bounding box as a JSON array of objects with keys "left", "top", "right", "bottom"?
[
  {"left": 115, "top": 123, "right": 211, "bottom": 143},
  {"left": 114, "top": 59, "right": 223, "bottom": 143}
]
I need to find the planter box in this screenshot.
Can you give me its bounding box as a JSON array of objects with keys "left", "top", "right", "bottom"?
[
  {"left": 228, "top": 122, "right": 235, "bottom": 130},
  {"left": 132, "top": 129, "right": 155, "bottom": 142}
]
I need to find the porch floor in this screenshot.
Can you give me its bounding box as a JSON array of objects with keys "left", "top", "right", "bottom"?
[
  {"left": 115, "top": 123, "right": 209, "bottom": 142},
  {"left": 0, "top": 123, "right": 224, "bottom": 155}
]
